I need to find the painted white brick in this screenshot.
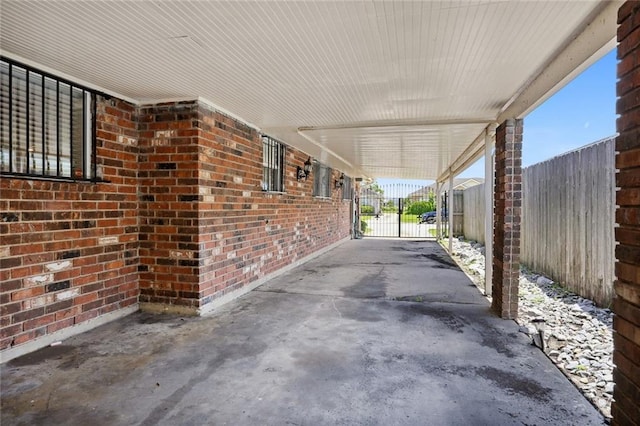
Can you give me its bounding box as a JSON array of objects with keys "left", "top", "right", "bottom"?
[
  {"left": 118, "top": 135, "right": 138, "bottom": 146},
  {"left": 151, "top": 138, "right": 171, "bottom": 146},
  {"left": 170, "top": 250, "right": 193, "bottom": 259},
  {"left": 0, "top": 246, "right": 10, "bottom": 258},
  {"left": 45, "top": 261, "right": 72, "bottom": 272},
  {"left": 99, "top": 236, "right": 119, "bottom": 245},
  {"left": 56, "top": 288, "right": 80, "bottom": 301},
  {"left": 24, "top": 274, "right": 54, "bottom": 287},
  {"left": 23, "top": 295, "right": 55, "bottom": 309},
  {"left": 155, "top": 130, "right": 176, "bottom": 138}
]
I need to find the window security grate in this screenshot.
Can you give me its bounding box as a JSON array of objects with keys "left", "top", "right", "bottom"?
[
  {"left": 0, "top": 57, "right": 96, "bottom": 181},
  {"left": 262, "top": 135, "right": 285, "bottom": 192}
]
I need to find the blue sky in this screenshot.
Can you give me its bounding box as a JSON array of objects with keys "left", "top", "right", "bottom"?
[{"left": 378, "top": 48, "right": 617, "bottom": 186}]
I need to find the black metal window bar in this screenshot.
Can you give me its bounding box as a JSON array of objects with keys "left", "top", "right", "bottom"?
[
  {"left": 313, "top": 161, "right": 331, "bottom": 197},
  {"left": 0, "top": 57, "right": 97, "bottom": 181},
  {"left": 262, "top": 135, "right": 285, "bottom": 192}
]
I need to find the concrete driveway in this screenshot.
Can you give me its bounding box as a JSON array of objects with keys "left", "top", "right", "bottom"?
[{"left": 1, "top": 239, "right": 604, "bottom": 425}]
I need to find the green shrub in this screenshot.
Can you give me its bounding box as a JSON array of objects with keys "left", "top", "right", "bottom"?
[
  {"left": 406, "top": 200, "right": 435, "bottom": 216},
  {"left": 361, "top": 205, "right": 375, "bottom": 215},
  {"left": 360, "top": 220, "right": 368, "bottom": 233}
]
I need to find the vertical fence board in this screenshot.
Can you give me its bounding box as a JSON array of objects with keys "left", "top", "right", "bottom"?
[
  {"left": 453, "top": 190, "right": 464, "bottom": 236},
  {"left": 462, "top": 184, "right": 485, "bottom": 243}
]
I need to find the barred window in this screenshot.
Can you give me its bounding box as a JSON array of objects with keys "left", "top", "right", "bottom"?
[
  {"left": 262, "top": 135, "right": 285, "bottom": 192},
  {"left": 0, "top": 58, "right": 96, "bottom": 180},
  {"left": 313, "top": 161, "right": 331, "bottom": 197},
  {"left": 342, "top": 175, "right": 353, "bottom": 200}
]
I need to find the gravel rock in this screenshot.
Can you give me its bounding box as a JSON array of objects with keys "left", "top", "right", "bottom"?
[
  {"left": 566, "top": 361, "right": 579, "bottom": 370},
  {"left": 451, "top": 239, "right": 614, "bottom": 420},
  {"left": 536, "top": 276, "right": 554, "bottom": 286}
]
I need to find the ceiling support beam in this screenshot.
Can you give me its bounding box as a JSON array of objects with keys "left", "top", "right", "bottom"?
[
  {"left": 298, "top": 118, "right": 493, "bottom": 132},
  {"left": 438, "top": 124, "right": 497, "bottom": 183},
  {"left": 296, "top": 129, "right": 355, "bottom": 169},
  {"left": 497, "top": 1, "right": 620, "bottom": 122}
]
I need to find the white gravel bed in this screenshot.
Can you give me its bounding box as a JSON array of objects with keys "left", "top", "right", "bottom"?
[{"left": 450, "top": 238, "right": 614, "bottom": 420}]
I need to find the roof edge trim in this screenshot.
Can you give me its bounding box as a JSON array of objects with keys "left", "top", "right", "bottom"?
[{"left": 497, "top": 1, "right": 620, "bottom": 122}]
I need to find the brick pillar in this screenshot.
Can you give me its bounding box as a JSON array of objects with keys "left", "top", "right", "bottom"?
[
  {"left": 613, "top": 3, "right": 640, "bottom": 424},
  {"left": 137, "top": 101, "right": 202, "bottom": 313},
  {"left": 492, "top": 119, "right": 522, "bottom": 319}
]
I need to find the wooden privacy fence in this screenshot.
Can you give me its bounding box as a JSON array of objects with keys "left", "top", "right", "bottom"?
[
  {"left": 462, "top": 184, "right": 485, "bottom": 243},
  {"left": 462, "top": 137, "right": 616, "bottom": 306},
  {"left": 522, "top": 137, "right": 615, "bottom": 306}
]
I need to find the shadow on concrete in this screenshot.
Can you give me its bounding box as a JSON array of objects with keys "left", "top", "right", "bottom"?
[{"left": 1, "top": 239, "right": 605, "bottom": 425}]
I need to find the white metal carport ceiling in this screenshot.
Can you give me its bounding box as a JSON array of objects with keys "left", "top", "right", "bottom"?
[{"left": 0, "top": 0, "right": 619, "bottom": 181}]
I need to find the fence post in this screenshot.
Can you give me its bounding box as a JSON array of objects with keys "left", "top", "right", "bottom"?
[
  {"left": 448, "top": 172, "right": 454, "bottom": 253},
  {"left": 436, "top": 182, "right": 442, "bottom": 239},
  {"left": 485, "top": 127, "right": 495, "bottom": 296}
]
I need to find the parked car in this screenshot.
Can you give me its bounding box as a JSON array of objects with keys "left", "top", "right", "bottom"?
[{"left": 418, "top": 209, "right": 447, "bottom": 224}]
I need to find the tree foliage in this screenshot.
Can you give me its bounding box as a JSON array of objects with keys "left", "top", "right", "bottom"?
[
  {"left": 364, "top": 180, "right": 384, "bottom": 195},
  {"left": 405, "top": 192, "right": 436, "bottom": 215}
]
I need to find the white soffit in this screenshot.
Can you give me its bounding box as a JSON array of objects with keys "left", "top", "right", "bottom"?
[{"left": 0, "top": 0, "right": 617, "bottom": 180}]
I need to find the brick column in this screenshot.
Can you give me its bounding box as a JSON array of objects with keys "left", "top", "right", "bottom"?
[
  {"left": 613, "top": 3, "right": 640, "bottom": 424},
  {"left": 492, "top": 119, "right": 522, "bottom": 319},
  {"left": 138, "top": 101, "right": 202, "bottom": 313}
]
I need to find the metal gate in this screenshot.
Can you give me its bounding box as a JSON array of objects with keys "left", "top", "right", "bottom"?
[{"left": 359, "top": 183, "right": 450, "bottom": 238}]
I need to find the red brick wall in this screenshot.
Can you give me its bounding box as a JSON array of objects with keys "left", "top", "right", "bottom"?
[
  {"left": 0, "top": 97, "right": 139, "bottom": 351},
  {"left": 613, "top": 3, "right": 640, "bottom": 424},
  {"left": 196, "top": 103, "right": 351, "bottom": 308},
  {"left": 137, "top": 101, "right": 352, "bottom": 312},
  {"left": 492, "top": 118, "right": 522, "bottom": 320},
  {"left": 1, "top": 96, "right": 353, "bottom": 353}
]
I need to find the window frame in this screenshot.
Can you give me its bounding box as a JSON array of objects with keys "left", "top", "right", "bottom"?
[
  {"left": 1, "top": 57, "right": 98, "bottom": 182},
  {"left": 261, "top": 135, "right": 286, "bottom": 192},
  {"left": 313, "top": 161, "right": 332, "bottom": 198},
  {"left": 342, "top": 175, "right": 353, "bottom": 200}
]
